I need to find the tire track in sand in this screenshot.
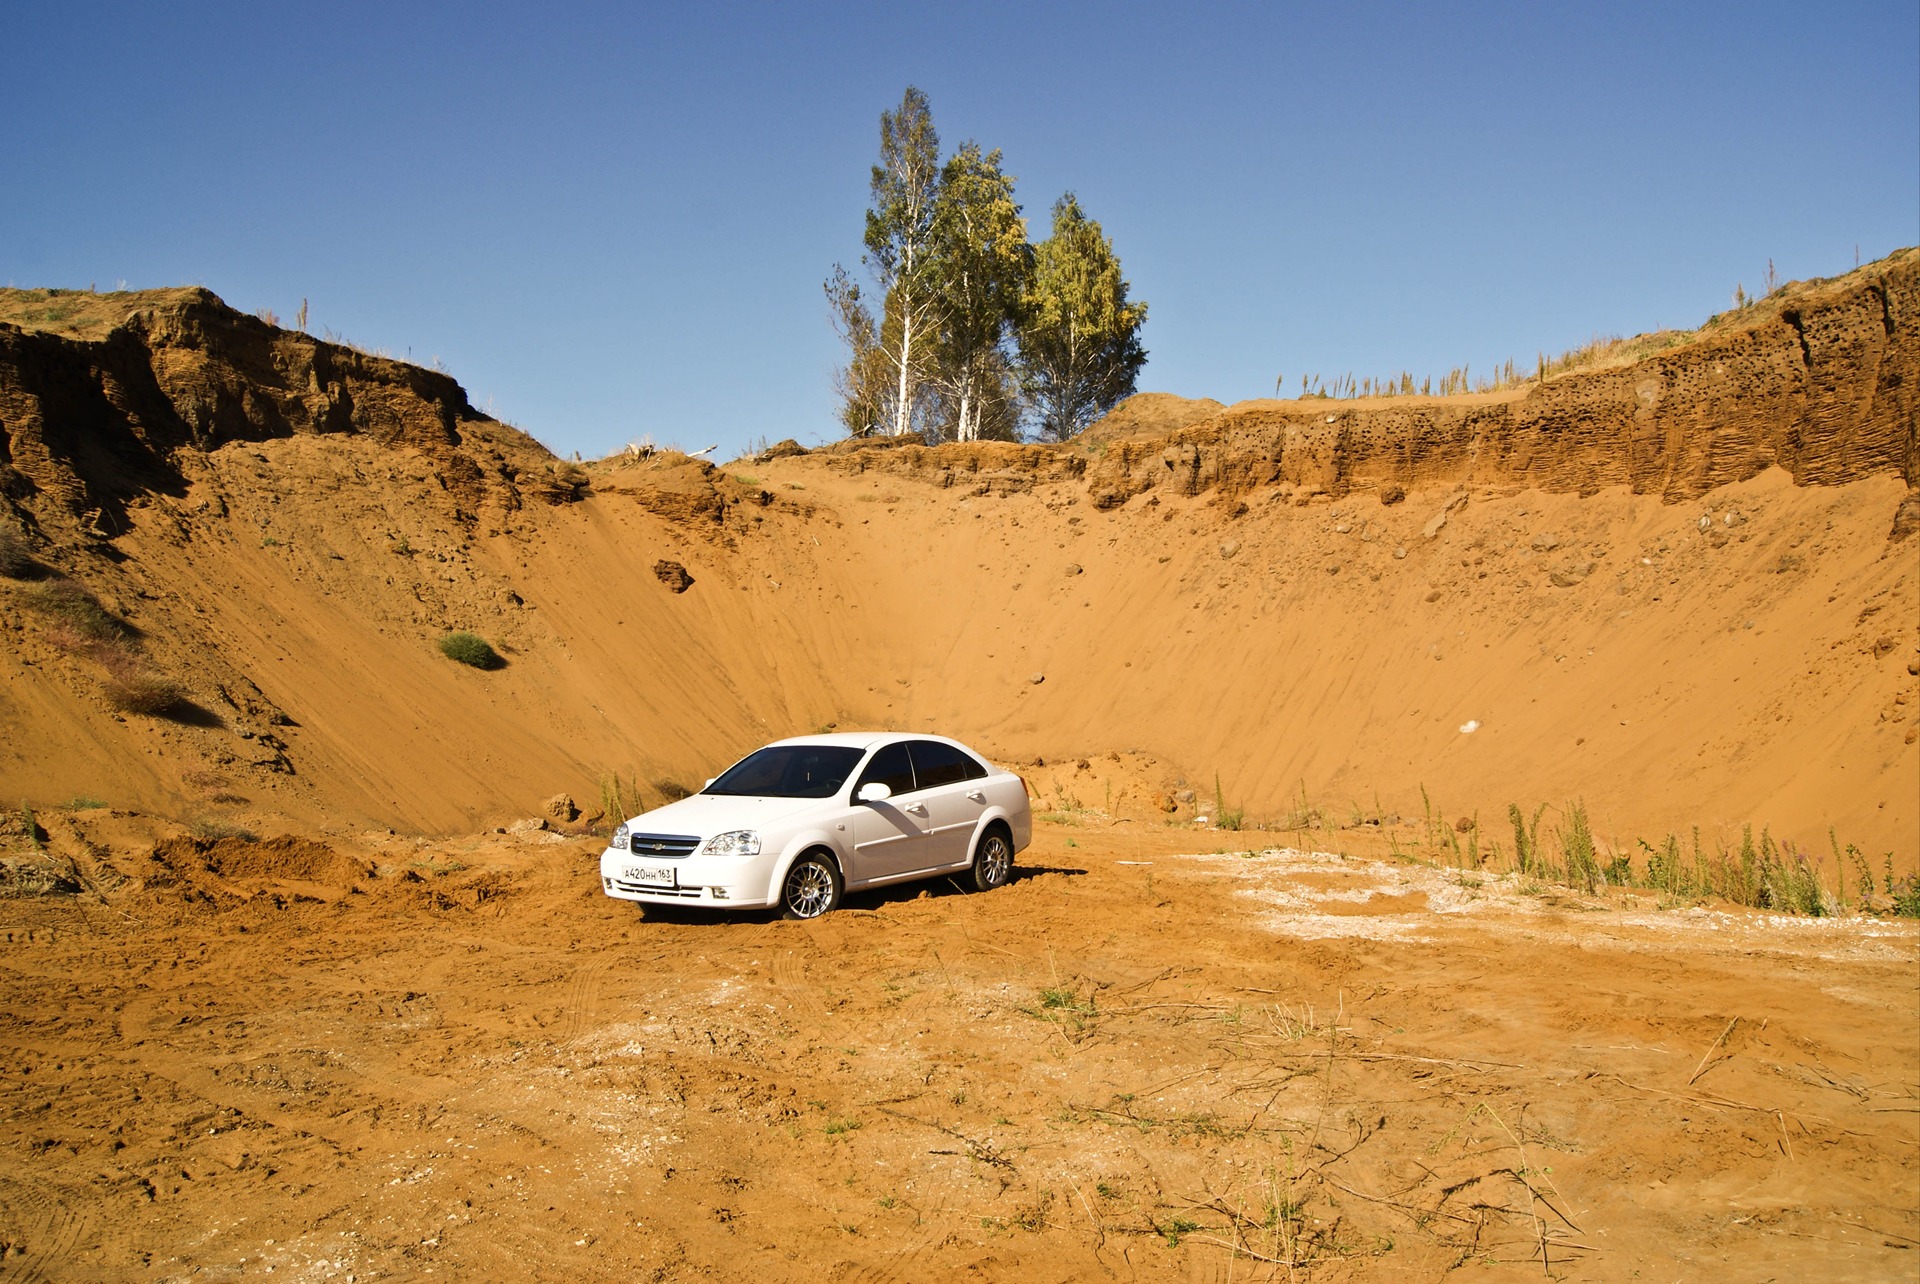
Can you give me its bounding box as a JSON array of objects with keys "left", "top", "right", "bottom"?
[
  {"left": 833, "top": 1232, "right": 947, "bottom": 1284},
  {"left": 0, "top": 1175, "right": 87, "bottom": 1284},
  {"left": 770, "top": 947, "right": 836, "bottom": 1031},
  {"left": 558, "top": 954, "right": 616, "bottom": 1048}
]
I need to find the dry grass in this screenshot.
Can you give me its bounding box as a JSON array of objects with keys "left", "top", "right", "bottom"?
[
  {"left": 0, "top": 528, "right": 37, "bottom": 578},
  {"left": 21, "top": 579, "right": 125, "bottom": 642}
]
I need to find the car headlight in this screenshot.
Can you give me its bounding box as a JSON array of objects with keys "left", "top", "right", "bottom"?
[
  {"left": 612, "top": 822, "right": 630, "bottom": 851},
  {"left": 699, "top": 829, "right": 760, "bottom": 858}
]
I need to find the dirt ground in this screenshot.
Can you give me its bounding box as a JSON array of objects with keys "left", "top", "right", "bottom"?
[{"left": 3, "top": 816, "right": 1913, "bottom": 1282}]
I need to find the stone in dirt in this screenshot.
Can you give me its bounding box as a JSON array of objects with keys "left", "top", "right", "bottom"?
[
  {"left": 1422, "top": 492, "right": 1469, "bottom": 540},
  {"left": 507, "top": 818, "right": 548, "bottom": 834},
  {"left": 543, "top": 794, "right": 579, "bottom": 823},
  {"left": 1890, "top": 491, "right": 1920, "bottom": 542},
  {"left": 1550, "top": 561, "right": 1597, "bottom": 587},
  {"left": 653, "top": 560, "right": 694, "bottom": 592}
]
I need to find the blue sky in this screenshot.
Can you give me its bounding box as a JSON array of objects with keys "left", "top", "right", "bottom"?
[{"left": 6, "top": 2, "right": 1915, "bottom": 461}]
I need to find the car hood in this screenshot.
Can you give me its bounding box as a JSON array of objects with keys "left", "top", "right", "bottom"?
[{"left": 626, "top": 792, "right": 831, "bottom": 834}]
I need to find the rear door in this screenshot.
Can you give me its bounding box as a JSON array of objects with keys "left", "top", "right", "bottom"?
[
  {"left": 848, "top": 741, "right": 929, "bottom": 882},
  {"left": 907, "top": 739, "right": 991, "bottom": 868}
]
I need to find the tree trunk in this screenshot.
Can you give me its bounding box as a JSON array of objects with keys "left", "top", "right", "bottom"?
[{"left": 893, "top": 303, "right": 914, "bottom": 436}]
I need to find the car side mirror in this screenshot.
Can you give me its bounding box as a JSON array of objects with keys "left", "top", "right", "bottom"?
[{"left": 856, "top": 782, "right": 892, "bottom": 804}]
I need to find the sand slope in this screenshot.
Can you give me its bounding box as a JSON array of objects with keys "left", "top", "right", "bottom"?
[{"left": 0, "top": 258, "right": 1914, "bottom": 861}]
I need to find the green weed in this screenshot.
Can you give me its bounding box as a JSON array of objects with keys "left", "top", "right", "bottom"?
[
  {"left": 1213, "top": 771, "right": 1246, "bottom": 831},
  {"left": 437, "top": 631, "right": 502, "bottom": 669}
]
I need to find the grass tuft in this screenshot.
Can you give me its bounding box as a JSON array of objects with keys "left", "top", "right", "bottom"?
[
  {"left": 23, "top": 579, "right": 125, "bottom": 641},
  {"left": 0, "top": 528, "right": 38, "bottom": 578},
  {"left": 101, "top": 664, "right": 187, "bottom": 715},
  {"left": 437, "top": 631, "right": 502, "bottom": 669},
  {"left": 1213, "top": 772, "right": 1246, "bottom": 832}
]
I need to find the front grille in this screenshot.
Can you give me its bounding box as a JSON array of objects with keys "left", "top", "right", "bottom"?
[{"left": 625, "top": 833, "right": 700, "bottom": 859}]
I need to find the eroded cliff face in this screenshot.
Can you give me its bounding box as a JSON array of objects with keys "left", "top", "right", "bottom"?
[
  {"left": 0, "top": 287, "right": 582, "bottom": 543},
  {"left": 829, "top": 250, "right": 1916, "bottom": 506}
]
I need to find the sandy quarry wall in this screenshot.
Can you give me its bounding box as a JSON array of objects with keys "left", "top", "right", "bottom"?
[
  {"left": 0, "top": 287, "right": 585, "bottom": 546},
  {"left": 0, "top": 261, "right": 1913, "bottom": 856},
  {"left": 829, "top": 248, "right": 1916, "bottom": 505}
]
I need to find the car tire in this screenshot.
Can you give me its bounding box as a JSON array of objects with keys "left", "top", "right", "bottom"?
[
  {"left": 966, "top": 826, "right": 1013, "bottom": 893},
  {"left": 781, "top": 853, "right": 843, "bottom": 919}
]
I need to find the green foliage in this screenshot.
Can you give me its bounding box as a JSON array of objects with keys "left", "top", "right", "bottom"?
[
  {"left": 437, "top": 631, "right": 502, "bottom": 669},
  {"left": 1212, "top": 771, "right": 1245, "bottom": 831},
  {"left": 1507, "top": 802, "right": 1544, "bottom": 878},
  {"left": 1014, "top": 193, "right": 1148, "bottom": 440},
  {"left": 1556, "top": 801, "right": 1601, "bottom": 893},
  {"left": 927, "top": 141, "right": 1031, "bottom": 442},
  {"left": 1495, "top": 801, "right": 1850, "bottom": 915},
  {"left": 1890, "top": 874, "right": 1920, "bottom": 918},
  {"left": 862, "top": 86, "right": 943, "bottom": 438},
  {"left": 596, "top": 773, "right": 640, "bottom": 835},
  {"left": 832, "top": 91, "right": 1146, "bottom": 443}
]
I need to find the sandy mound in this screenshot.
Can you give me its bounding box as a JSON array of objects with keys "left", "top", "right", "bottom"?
[{"left": 146, "top": 835, "right": 373, "bottom": 901}]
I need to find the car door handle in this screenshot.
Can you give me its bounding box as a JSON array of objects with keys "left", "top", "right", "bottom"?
[
  {"left": 905, "top": 804, "right": 928, "bottom": 816},
  {"left": 966, "top": 791, "right": 986, "bottom": 803}
]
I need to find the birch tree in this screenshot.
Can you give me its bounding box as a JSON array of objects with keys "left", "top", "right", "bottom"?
[
  {"left": 1014, "top": 193, "right": 1148, "bottom": 440},
  {"left": 926, "top": 142, "right": 1030, "bottom": 441},
  {"left": 862, "top": 87, "right": 942, "bottom": 436}
]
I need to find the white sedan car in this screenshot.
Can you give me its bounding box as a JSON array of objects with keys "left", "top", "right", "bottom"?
[{"left": 599, "top": 732, "right": 1032, "bottom": 918}]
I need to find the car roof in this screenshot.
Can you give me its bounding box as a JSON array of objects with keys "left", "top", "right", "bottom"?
[{"left": 759, "top": 731, "right": 964, "bottom": 752}]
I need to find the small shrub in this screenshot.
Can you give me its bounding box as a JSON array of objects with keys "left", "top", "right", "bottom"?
[
  {"left": 438, "top": 632, "right": 501, "bottom": 669},
  {"left": 1557, "top": 801, "right": 1600, "bottom": 892},
  {"left": 599, "top": 772, "right": 642, "bottom": 835},
  {"left": 94, "top": 643, "right": 186, "bottom": 716},
  {"left": 23, "top": 579, "right": 124, "bottom": 642},
  {"left": 1212, "top": 772, "right": 1245, "bottom": 832},
  {"left": 103, "top": 668, "right": 187, "bottom": 715},
  {"left": 0, "top": 528, "right": 37, "bottom": 578},
  {"left": 1890, "top": 874, "right": 1920, "bottom": 918}
]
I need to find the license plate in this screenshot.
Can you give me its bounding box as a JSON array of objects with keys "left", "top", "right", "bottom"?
[{"left": 624, "top": 863, "right": 675, "bottom": 888}]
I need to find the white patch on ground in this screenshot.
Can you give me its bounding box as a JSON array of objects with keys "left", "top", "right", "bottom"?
[{"left": 1163, "top": 848, "right": 1919, "bottom": 961}]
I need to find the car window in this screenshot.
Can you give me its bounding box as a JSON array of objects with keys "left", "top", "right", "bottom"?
[
  {"left": 908, "top": 739, "right": 985, "bottom": 788},
  {"left": 705, "top": 745, "right": 864, "bottom": 798},
  {"left": 854, "top": 742, "right": 916, "bottom": 796}
]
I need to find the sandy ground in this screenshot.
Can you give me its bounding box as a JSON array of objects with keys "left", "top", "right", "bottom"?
[{"left": 3, "top": 816, "right": 1913, "bottom": 1282}]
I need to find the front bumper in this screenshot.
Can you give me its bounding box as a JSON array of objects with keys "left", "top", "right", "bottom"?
[{"left": 598, "top": 846, "right": 774, "bottom": 909}]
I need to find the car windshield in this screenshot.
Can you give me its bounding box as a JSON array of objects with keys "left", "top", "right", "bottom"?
[{"left": 703, "top": 745, "right": 865, "bottom": 799}]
